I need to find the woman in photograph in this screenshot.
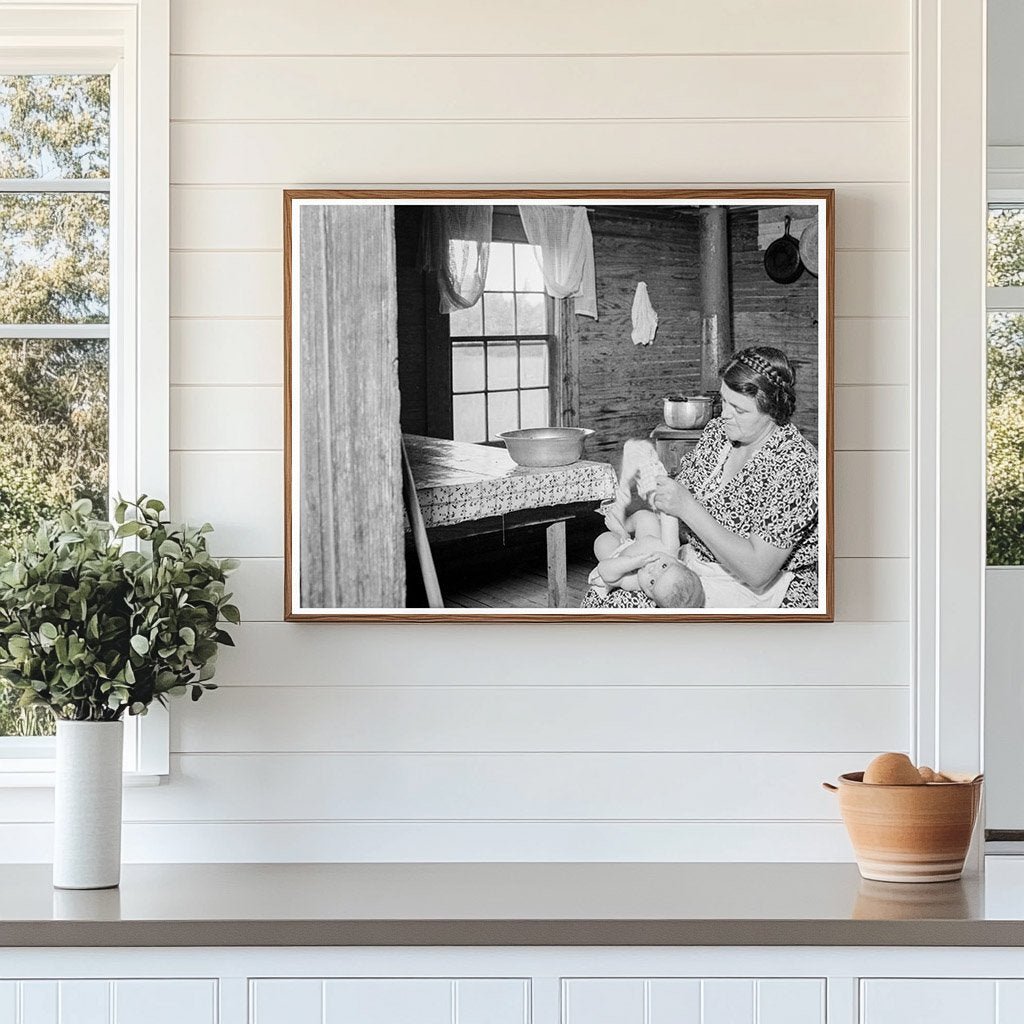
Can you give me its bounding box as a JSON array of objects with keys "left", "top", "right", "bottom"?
[{"left": 581, "top": 346, "right": 819, "bottom": 611}]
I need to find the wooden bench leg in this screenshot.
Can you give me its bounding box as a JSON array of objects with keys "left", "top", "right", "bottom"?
[{"left": 546, "top": 520, "right": 568, "bottom": 608}]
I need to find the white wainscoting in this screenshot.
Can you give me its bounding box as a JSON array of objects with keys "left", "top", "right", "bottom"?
[{"left": 0, "top": 0, "right": 916, "bottom": 862}]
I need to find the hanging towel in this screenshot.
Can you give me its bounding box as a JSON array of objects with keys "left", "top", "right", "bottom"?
[
  {"left": 631, "top": 281, "right": 658, "bottom": 345},
  {"left": 518, "top": 205, "right": 598, "bottom": 319}
]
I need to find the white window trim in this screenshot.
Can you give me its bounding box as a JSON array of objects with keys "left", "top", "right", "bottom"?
[
  {"left": 0, "top": 0, "right": 169, "bottom": 782},
  {"left": 913, "top": 0, "right": 987, "bottom": 821}
]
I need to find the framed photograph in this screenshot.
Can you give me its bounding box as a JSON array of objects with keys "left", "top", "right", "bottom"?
[{"left": 284, "top": 189, "right": 834, "bottom": 622}]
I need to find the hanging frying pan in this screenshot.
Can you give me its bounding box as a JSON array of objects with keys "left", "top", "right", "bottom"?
[
  {"left": 799, "top": 219, "right": 819, "bottom": 277},
  {"left": 764, "top": 215, "right": 803, "bottom": 284}
]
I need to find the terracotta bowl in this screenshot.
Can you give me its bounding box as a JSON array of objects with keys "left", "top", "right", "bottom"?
[{"left": 823, "top": 771, "right": 983, "bottom": 883}]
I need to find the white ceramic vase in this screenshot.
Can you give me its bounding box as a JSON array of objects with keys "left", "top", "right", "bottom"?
[{"left": 53, "top": 720, "right": 124, "bottom": 890}]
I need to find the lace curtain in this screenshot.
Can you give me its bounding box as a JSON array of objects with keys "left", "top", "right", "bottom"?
[
  {"left": 419, "top": 206, "right": 493, "bottom": 313},
  {"left": 518, "top": 205, "right": 598, "bottom": 318}
]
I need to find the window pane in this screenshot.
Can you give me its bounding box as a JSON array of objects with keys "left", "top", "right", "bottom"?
[
  {"left": 485, "top": 242, "right": 514, "bottom": 291},
  {"left": 483, "top": 293, "right": 515, "bottom": 335},
  {"left": 520, "top": 341, "right": 549, "bottom": 388},
  {"left": 452, "top": 341, "right": 485, "bottom": 393},
  {"left": 516, "top": 293, "right": 547, "bottom": 335},
  {"left": 448, "top": 300, "right": 482, "bottom": 337},
  {"left": 0, "top": 75, "right": 110, "bottom": 179},
  {"left": 520, "top": 388, "right": 549, "bottom": 429},
  {"left": 515, "top": 243, "right": 545, "bottom": 291},
  {"left": 488, "top": 391, "right": 519, "bottom": 439},
  {"left": 486, "top": 341, "right": 518, "bottom": 390},
  {"left": 0, "top": 337, "right": 108, "bottom": 739},
  {"left": 0, "top": 193, "right": 109, "bottom": 324},
  {"left": 988, "top": 312, "right": 1024, "bottom": 565},
  {"left": 453, "top": 392, "right": 486, "bottom": 443},
  {"left": 989, "top": 208, "right": 1024, "bottom": 288}
]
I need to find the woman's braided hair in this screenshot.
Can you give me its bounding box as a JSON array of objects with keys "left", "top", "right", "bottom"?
[{"left": 720, "top": 346, "right": 797, "bottom": 425}]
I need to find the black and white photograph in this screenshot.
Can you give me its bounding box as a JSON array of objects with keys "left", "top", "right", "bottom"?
[{"left": 285, "top": 190, "right": 833, "bottom": 621}]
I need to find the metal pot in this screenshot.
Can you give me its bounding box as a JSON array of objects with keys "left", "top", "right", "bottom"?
[
  {"left": 764, "top": 215, "right": 804, "bottom": 284},
  {"left": 663, "top": 394, "right": 714, "bottom": 430}
]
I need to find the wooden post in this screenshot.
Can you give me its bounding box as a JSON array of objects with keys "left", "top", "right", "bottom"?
[
  {"left": 298, "top": 204, "right": 405, "bottom": 609},
  {"left": 698, "top": 206, "right": 733, "bottom": 394},
  {"left": 546, "top": 520, "right": 568, "bottom": 608}
]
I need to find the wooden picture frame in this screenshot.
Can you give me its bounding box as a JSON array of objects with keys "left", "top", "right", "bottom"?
[{"left": 284, "top": 189, "right": 834, "bottom": 622}]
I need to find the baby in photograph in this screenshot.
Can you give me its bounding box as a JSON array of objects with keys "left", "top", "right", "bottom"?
[{"left": 590, "top": 439, "right": 793, "bottom": 609}]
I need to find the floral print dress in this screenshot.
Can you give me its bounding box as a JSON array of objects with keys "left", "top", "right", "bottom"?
[{"left": 581, "top": 418, "right": 820, "bottom": 610}]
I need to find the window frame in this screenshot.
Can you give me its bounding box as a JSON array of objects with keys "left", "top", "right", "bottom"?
[{"left": 0, "top": 0, "right": 169, "bottom": 782}]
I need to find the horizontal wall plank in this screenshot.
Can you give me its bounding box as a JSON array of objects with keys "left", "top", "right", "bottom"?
[
  {"left": 834, "top": 558, "right": 910, "bottom": 622},
  {"left": 170, "top": 451, "right": 283, "bottom": 557},
  {"left": 834, "top": 451, "right": 910, "bottom": 558},
  {"left": 123, "top": 752, "right": 873, "bottom": 821},
  {"left": 171, "top": 183, "right": 908, "bottom": 252},
  {"left": 227, "top": 556, "right": 909, "bottom": 624},
  {"left": 835, "top": 250, "right": 909, "bottom": 318},
  {"left": 172, "top": 447, "right": 904, "bottom": 560},
  {"left": 170, "top": 384, "right": 904, "bottom": 454},
  {"left": 171, "top": 385, "right": 282, "bottom": 450},
  {"left": 835, "top": 385, "right": 909, "bottom": 451},
  {"left": 171, "top": 54, "right": 909, "bottom": 122},
  {"left": 834, "top": 318, "right": 910, "bottom": 385},
  {"left": 170, "top": 0, "right": 910, "bottom": 56},
  {"left": 171, "top": 684, "right": 909, "bottom": 754},
  {"left": 169, "top": 313, "right": 911, "bottom": 390},
  {"left": 0, "top": 820, "right": 856, "bottom": 863},
  {"left": 211, "top": 621, "right": 909, "bottom": 687},
  {"left": 170, "top": 121, "right": 909, "bottom": 186},
  {"left": 170, "top": 319, "right": 283, "bottom": 386},
  {"left": 171, "top": 250, "right": 907, "bottom": 321}
]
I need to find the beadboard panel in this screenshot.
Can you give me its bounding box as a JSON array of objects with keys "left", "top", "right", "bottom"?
[
  {"left": 170, "top": 249, "right": 908, "bottom": 321},
  {"left": 170, "top": 183, "right": 909, "bottom": 252},
  {"left": 169, "top": 0, "right": 909, "bottom": 56},
  {"left": 170, "top": 319, "right": 282, "bottom": 386},
  {"left": 168, "top": 384, "right": 905, "bottom": 453},
  {"left": 171, "top": 54, "right": 908, "bottom": 122},
  {"left": 170, "top": 685, "right": 908, "bottom": 754},
  {"left": 170, "top": 121, "right": 909, "bottom": 186},
  {"left": 170, "top": 449, "right": 908, "bottom": 559},
  {"left": 210, "top": 623, "right": 909, "bottom": 688},
  {"left": 224, "top": 556, "right": 909, "bottom": 624},
  {"left": 0, "top": 820, "right": 855, "bottom": 863}
]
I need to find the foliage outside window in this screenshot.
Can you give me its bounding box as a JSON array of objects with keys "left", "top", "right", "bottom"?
[
  {"left": 987, "top": 207, "right": 1024, "bottom": 565},
  {"left": 0, "top": 75, "right": 110, "bottom": 735},
  {"left": 448, "top": 241, "right": 552, "bottom": 442}
]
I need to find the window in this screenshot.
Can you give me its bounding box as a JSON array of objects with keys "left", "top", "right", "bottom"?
[
  {"left": 448, "top": 241, "right": 552, "bottom": 442},
  {"left": 0, "top": 74, "right": 111, "bottom": 739},
  {"left": 986, "top": 205, "right": 1024, "bottom": 565},
  {"left": 0, "top": 4, "right": 169, "bottom": 777}
]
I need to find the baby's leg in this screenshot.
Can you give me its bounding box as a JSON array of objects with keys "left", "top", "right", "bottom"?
[
  {"left": 607, "top": 439, "right": 661, "bottom": 519},
  {"left": 594, "top": 530, "right": 624, "bottom": 561},
  {"left": 625, "top": 509, "right": 662, "bottom": 540}
]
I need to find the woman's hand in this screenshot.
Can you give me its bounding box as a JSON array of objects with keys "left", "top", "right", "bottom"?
[{"left": 650, "top": 476, "right": 695, "bottom": 520}]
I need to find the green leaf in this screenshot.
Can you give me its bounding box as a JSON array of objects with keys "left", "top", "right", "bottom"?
[
  {"left": 130, "top": 634, "right": 150, "bottom": 656},
  {"left": 158, "top": 539, "right": 183, "bottom": 559},
  {"left": 220, "top": 604, "right": 241, "bottom": 625},
  {"left": 39, "top": 622, "right": 58, "bottom": 641}
]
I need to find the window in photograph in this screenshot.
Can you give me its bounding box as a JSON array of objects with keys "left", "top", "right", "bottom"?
[
  {"left": 986, "top": 206, "right": 1024, "bottom": 566},
  {"left": 0, "top": 74, "right": 111, "bottom": 738},
  {"left": 449, "top": 241, "right": 552, "bottom": 442}
]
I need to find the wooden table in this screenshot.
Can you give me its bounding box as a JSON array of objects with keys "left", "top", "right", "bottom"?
[{"left": 403, "top": 435, "right": 617, "bottom": 607}]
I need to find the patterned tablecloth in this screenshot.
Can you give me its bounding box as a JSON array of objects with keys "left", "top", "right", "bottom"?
[{"left": 404, "top": 435, "right": 617, "bottom": 529}]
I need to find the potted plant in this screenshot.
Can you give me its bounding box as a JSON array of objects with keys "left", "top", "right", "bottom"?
[{"left": 0, "top": 497, "right": 239, "bottom": 889}]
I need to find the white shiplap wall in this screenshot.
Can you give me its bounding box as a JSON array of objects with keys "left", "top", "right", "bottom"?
[{"left": 7, "top": 0, "right": 917, "bottom": 862}]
